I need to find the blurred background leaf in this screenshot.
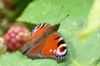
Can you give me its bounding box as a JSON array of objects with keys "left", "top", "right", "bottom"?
[{"left": 79, "top": 0, "right": 100, "bottom": 40}]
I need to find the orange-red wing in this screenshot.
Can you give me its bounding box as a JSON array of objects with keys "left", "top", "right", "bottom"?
[{"left": 41, "top": 32, "right": 60, "bottom": 57}]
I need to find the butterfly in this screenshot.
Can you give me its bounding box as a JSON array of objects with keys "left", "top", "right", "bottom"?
[{"left": 20, "top": 23, "right": 67, "bottom": 62}]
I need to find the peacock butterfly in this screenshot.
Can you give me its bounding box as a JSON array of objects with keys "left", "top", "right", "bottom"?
[{"left": 20, "top": 23, "right": 67, "bottom": 62}]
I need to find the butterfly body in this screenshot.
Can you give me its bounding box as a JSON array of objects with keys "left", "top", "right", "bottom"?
[{"left": 21, "top": 23, "right": 67, "bottom": 62}]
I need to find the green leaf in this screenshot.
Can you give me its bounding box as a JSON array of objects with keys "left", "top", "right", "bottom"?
[
  {"left": 17, "top": 0, "right": 93, "bottom": 24},
  {"left": 0, "top": 0, "right": 100, "bottom": 66},
  {"left": 0, "top": 52, "right": 60, "bottom": 66}
]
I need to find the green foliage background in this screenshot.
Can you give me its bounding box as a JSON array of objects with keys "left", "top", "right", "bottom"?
[{"left": 0, "top": 0, "right": 100, "bottom": 66}]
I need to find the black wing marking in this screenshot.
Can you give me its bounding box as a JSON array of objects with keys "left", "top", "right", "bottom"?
[
  {"left": 32, "top": 23, "right": 48, "bottom": 34},
  {"left": 55, "top": 33, "right": 66, "bottom": 47},
  {"left": 58, "top": 38, "right": 65, "bottom": 47}
]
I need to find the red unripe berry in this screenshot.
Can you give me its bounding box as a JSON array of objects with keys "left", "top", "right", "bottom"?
[{"left": 4, "top": 26, "right": 30, "bottom": 52}]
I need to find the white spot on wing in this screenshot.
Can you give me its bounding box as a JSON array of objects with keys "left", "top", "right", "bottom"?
[
  {"left": 53, "top": 49, "right": 56, "bottom": 53},
  {"left": 49, "top": 49, "right": 52, "bottom": 52}
]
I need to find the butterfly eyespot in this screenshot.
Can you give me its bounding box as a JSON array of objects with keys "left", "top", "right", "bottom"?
[{"left": 56, "top": 44, "right": 67, "bottom": 60}]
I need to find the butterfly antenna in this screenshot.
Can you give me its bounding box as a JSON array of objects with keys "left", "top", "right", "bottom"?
[
  {"left": 55, "top": 5, "right": 69, "bottom": 23},
  {"left": 58, "top": 14, "right": 69, "bottom": 23},
  {"left": 56, "top": 5, "right": 63, "bottom": 23}
]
